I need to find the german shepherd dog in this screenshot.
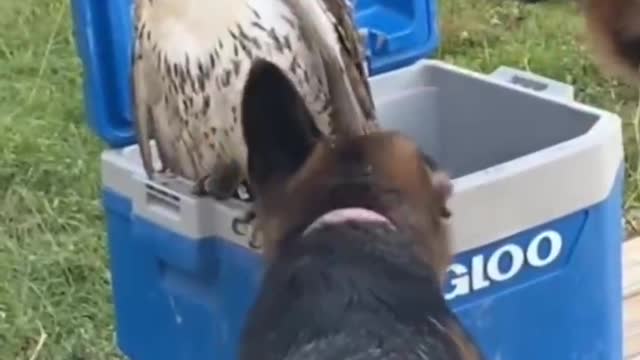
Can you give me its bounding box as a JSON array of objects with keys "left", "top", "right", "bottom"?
[
  {"left": 583, "top": 0, "right": 640, "bottom": 83},
  {"left": 236, "top": 60, "right": 484, "bottom": 360}
]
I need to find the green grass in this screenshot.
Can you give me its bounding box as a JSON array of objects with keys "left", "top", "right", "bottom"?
[{"left": 0, "top": 0, "right": 637, "bottom": 358}]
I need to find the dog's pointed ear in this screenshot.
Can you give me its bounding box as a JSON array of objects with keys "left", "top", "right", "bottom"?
[
  {"left": 432, "top": 171, "right": 453, "bottom": 218},
  {"left": 420, "top": 152, "right": 453, "bottom": 218},
  {"left": 241, "top": 60, "right": 320, "bottom": 197}
]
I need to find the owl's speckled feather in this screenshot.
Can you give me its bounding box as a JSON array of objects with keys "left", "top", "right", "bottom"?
[{"left": 132, "top": 0, "right": 378, "bottom": 201}]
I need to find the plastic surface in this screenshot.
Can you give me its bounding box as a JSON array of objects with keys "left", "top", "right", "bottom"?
[
  {"left": 69, "top": 0, "right": 439, "bottom": 148},
  {"left": 101, "top": 60, "right": 625, "bottom": 360},
  {"left": 103, "top": 175, "right": 624, "bottom": 360},
  {"left": 354, "top": 0, "right": 440, "bottom": 75},
  {"left": 489, "top": 66, "right": 575, "bottom": 101},
  {"left": 102, "top": 60, "right": 622, "bottom": 251}
]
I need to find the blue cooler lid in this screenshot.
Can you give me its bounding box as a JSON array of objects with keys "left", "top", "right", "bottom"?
[{"left": 70, "top": 0, "right": 440, "bottom": 148}]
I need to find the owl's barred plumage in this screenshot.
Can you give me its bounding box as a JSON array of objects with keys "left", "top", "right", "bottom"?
[{"left": 132, "top": 0, "right": 378, "bottom": 202}]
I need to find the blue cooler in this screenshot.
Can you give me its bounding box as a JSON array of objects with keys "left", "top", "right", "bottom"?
[{"left": 70, "top": 1, "right": 625, "bottom": 359}]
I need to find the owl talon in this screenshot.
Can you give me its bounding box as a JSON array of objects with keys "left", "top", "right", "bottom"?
[
  {"left": 232, "top": 210, "right": 261, "bottom": 249},
  {"left": 158, "top": 167, "right": 175, "bottom": 178},
  {"left": 192, "top": 176, "right": 237, "bottom": 200},
  {"left": 191, "top": 176, "right": 208, "bottom": 196},
  {"left": 248, "top": 235, "right": 262, "bottom": 250},
  {"left": 192, "top": 161, "right": 243, "bottom": 199}
]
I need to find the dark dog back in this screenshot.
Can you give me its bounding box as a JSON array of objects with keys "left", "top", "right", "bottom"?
[
  {"left": 241, "top": 223, "right": 481, "bottom": 360},
  {"left": 237, "top": 59, "right": 483, "bottom": 360}
]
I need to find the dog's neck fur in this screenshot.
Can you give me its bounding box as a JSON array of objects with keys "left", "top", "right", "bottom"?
[{"left": 240, "top": 223, "right": 465, "bottom": 360}]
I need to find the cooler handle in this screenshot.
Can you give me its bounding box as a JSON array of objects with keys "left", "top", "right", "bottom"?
[{"left": 489, "top": 66, "right": 574, "bottom": 101}]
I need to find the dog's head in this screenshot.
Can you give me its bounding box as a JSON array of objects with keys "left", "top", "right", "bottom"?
[
  {"left": 241, "top": 60, "right": 453, "bottom": 275},
  {"left": 584, "top": 0, "right": 640, "bottom": 83}
]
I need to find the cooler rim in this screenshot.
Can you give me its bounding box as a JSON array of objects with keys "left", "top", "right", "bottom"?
[{"left": 101, "top": 60, "right": 624, "bottom": 253}]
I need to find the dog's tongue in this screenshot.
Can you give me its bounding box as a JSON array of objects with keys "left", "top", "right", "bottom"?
[{"left": 304, "top": 207, "right": 394, "bottom": 235}]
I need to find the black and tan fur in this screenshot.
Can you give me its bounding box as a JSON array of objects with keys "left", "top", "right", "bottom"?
[{"left": 237, "top": 60, "right": 484, "bottom": 360}]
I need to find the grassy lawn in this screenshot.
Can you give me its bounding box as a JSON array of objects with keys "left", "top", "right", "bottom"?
[{"left": 0, "top": 0, "right": 637, "bottom": 358}]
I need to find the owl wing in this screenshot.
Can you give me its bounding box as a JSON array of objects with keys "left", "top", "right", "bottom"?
[
  {"left": 323, "top": 0, "right": 377, "bottom": 125},
  {"left": 285, "top": 0, "right": 380, "bottom": 135}
]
